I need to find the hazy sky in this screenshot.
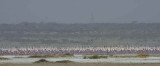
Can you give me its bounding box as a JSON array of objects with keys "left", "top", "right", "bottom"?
[{"left": 0, "top": 0, "right": 160, "bottom": 23}]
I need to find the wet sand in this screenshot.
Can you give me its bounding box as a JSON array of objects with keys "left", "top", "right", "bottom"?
[{"left": 0, "top": 63, "right": 160, "bottom": 66}]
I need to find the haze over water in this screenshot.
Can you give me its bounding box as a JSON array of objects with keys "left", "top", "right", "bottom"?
[{"left": 0, "top": 0, "right": 160, "bottom": 24}]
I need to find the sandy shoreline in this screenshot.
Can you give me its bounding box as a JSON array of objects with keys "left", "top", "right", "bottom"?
[
  {"left": 0, "top": 63, "right": 160, "bottom": 66},
  {"left": 0, "top": 55, "right": 160, "bottom": 63}
]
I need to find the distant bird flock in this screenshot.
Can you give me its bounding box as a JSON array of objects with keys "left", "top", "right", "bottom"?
[{"left": 0, "top": 46, "right": 160, "bottom": 55}]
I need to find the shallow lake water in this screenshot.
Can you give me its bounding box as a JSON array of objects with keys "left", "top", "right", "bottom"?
[{"left": 0, "top": 55, "right": 160, "bottom": 64}]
